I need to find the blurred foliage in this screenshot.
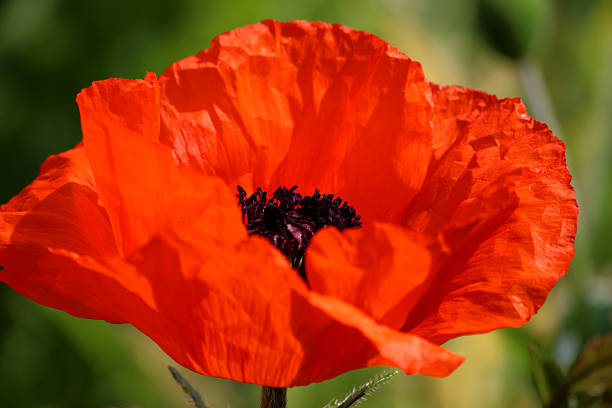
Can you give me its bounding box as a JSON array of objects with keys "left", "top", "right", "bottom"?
[
  {"left": 477, "top": 0, "right": 550, "bottom": 58},
  {"left": 566, "top": 334, "right": 612, "bottom": 402},
  {"left": 529, "top": 343, "right": 566, "bottom": 406},
  {"left": 0, "top": 289, "right": 174, "bottom": 407},
  {"left": 529, "top": 334, "right": 612, "bottom": 407},
  {"left": 0, "top": 0, "right": 611, "bottom": 407}
]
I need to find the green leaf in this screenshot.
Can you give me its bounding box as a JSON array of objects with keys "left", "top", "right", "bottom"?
[
  {"left": 168, "top": 366, "right": 210, "bottom": 408},
  {"left": 322, "top": 369, "right": 399, "bottom": 408},
  {"left": 528, "top": 342, "right": 565, "bottom": 406},
  {"left": 566, "top": 333, "right": 612, "bottom": 397}
]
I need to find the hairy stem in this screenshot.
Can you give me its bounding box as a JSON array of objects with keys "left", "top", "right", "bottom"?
[{"left": 260, "top": 386, "right": 287, "bottom": 408}]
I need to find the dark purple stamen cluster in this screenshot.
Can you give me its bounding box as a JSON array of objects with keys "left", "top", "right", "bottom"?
[{"left": 237, "top": 185, "right": 362, "bottom": 282}]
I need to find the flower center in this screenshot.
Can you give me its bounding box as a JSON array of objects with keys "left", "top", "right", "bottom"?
[{"left": 237, "top": 185, "right": 362, "bottom": 282}]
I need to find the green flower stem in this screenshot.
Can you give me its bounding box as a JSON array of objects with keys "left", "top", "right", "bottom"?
[
  {"left": 168, "top": 366, "right": 209, "bottom": 408},
  {"left": 260, "top": 386, "right": 287, "bottom": 408}
]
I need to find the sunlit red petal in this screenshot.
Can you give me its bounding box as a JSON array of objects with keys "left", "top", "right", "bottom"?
[
  {"left": 0, "top": 146, "right": 115, "bottom": 259},
  {"left": 306, "top": 223, "right": 433, "bottom": 330},
  {"left": 0, "top": 146, "right": 128, "bottom": 320},
  {"left": 159, "top": 20, "right": 432, "bottom": 222},
  {"left": 125, "top": 214, "right": 462, "bottom": 385},
  {"left": 306, "top": 292, "right": 464, "bottom": 379},
  {"left": 77, "top": 73, "right": 238, "bottom": 255},
  {"left": 401, "top": 86, "right": 578, "bottom": 343}
]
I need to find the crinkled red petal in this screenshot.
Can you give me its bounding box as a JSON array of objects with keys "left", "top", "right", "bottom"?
[
  {"left": 125, "top": 215, "right": 463, "bottom": 385},
  {"left": 400, "top": 86, "right": 578, "bottom": 343},
  {"left": 307, "top": 222, "right": 434, "bottom": 330},
  {"left": 159, "top": 20, "right": 432, "bottom": 223}
]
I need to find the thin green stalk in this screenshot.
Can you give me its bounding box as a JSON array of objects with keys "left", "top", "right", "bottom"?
[{"left": 168, "top": 366, "right": 209, "bottom": 408}]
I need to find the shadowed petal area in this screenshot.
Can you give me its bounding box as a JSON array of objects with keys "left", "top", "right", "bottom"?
[
  {"left": 306, "top": 223, "right": 433, "bottom": 330},
  {"left": 77, "top": 73, "right": 238, "bottom": 256},
  {"left": 159, "top": 20, "right": 432, "bottom": 222},
  {"left": 0, "top": 147, "right": 153, "bottom": 321},
  {"left": 305, "top": 293, "right": 464, "bottom": 379},
  {"left": 126, "top": 213, "right": 462, "bottom": 386},
  {"left": 401, "top": 86, "right": 578, "bottom": 343},
  {"left": 0, "top": 147, "right": 108, "bottom": 249},
  {"left": 0, "top": 147, "right": 115, "bottom": 262}
]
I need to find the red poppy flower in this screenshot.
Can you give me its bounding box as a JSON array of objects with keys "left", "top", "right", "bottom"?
[{"left": 0, "top": 20, "right": 577, "bottom": 387}]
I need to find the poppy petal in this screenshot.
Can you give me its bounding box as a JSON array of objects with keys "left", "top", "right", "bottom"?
[
  {"left": 1, "top": 247, "right": 160, "bottom": 324},
  {"left": 306, "top": 223, "right": 433, "bottom": 330},
  {"left": 77, "top": 73, "right": 238, "bottom": 255},
  {"left": 121, "top": 213, "right": 462, "bottom": 386},
  {"left": 0, "top": 146, "right": 115, "bottom": 258},
  {"left": 0, "top": 146, "right": 134, "bottom": 320},
  {"left": 306, "top": 292, "right": 464, "bottom": 379},
  {"left": 158, "top": 20, "right": 432, "bottom": 222},
  {"left": 401, "top": 86, "right": 578, "bottom": 343}
]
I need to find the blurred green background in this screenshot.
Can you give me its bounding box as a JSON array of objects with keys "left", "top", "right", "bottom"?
[{"left": 0, "top": 0, "right": 610, "bottom": 407}]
